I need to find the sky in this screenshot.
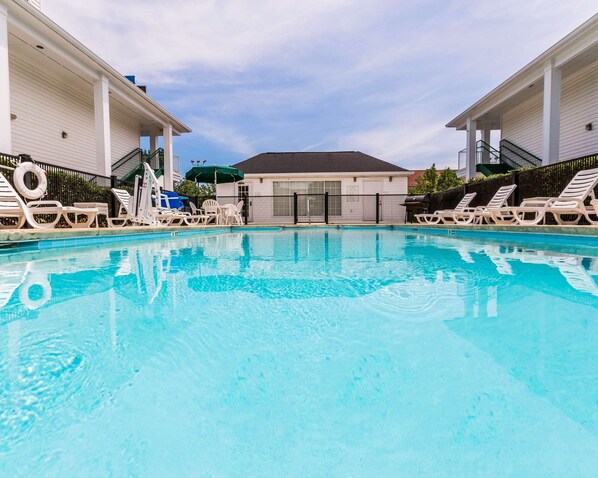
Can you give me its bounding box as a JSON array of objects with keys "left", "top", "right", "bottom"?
[{"left": 44, "top": 0, "right": 598, "bottom": 173}]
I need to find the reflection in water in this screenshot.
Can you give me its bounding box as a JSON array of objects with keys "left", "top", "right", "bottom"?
[{"left": 0, "top": 229, "right": 597, "bottom": 475}]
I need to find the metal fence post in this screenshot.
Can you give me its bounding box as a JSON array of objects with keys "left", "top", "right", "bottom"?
[
  {"left": 293, "top": 193, "right": 298, "bottom": 224},
  {"left": 243, "top": 194, "right": 249, "bottom": 225},
  {"left": 375, "top": 193, "right": 380, "bottom": 224},
  {"left": 324, "top": 192, "right": 329, "bottom": 224},
  {"left": 512, "top": 170, "right": 520, "bottom": 206},
  {"left": 110, "top": 175, "right": 117, "bottom": 216}
]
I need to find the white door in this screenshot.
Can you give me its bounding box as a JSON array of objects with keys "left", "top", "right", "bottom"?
[
  {"left": 237, "top": 183, "right": 253, "bottom": 222},
  {"left": 362, "top": 180, "right": 382, "bottom": 221}
]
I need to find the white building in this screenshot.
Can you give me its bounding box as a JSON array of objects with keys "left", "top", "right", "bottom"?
[
  {"left": 448, "top": 14, "right": 597, "bottom": 179},
  {"left": 0, "top": 0, "right": 190, "bottom": 189},
  {"left": 216, "top": 151, "right": 412, "bottom": 223}
]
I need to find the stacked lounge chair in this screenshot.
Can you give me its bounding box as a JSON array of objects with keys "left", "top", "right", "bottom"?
[
  {"left": 491, "top": 168, "right": 598, "bottom": 225},
  {"left": 415, "top": 193, "right": 477, "bottom": 225},
  {"left": 450, "top": 185, "right": 517, "bottom": 225}
]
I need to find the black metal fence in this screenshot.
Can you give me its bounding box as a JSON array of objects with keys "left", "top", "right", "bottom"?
[
  {"left": 189, "top": 194, "right": 408, "bottom": 225},
  {"left": 0, "top": 152, "right": 123, "bottom": 217},
  {"left": 429, "top": 152, "right": 598, "bottom": 223}
]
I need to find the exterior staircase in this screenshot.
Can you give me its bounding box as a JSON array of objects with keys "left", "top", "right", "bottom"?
[
  {"left": 475, "top": 140, "right": 542, "bottom": 177},
  {"left": 111, "top": 148, "right": 164, "bottom": 185}
]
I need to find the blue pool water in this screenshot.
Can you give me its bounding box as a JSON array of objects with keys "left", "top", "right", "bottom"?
[{"left": 1, "top": 228, "right": 597, "bottom": 477}]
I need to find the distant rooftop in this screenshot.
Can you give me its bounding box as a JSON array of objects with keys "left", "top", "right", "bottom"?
[{"left": 233, "top": 152, "right": 409, "bottom": 174}]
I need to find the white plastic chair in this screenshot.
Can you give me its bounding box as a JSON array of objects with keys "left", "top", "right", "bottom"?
[
  {"left": 202, "top": 199, "right": 220, "bottom": 224},
  {"left": 221, "top": 201, "right": 244, "bottom": 225}
]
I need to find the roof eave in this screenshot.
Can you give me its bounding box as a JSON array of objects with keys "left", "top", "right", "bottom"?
[
  {"left": 241, "top": 171, "right": 413, "bottom": 177},
  {"left": 446, "top": 13, "right": 598, "bottom": 130},
  {"left": 9, "top": 0, "right": 191, "bottom": 135}
]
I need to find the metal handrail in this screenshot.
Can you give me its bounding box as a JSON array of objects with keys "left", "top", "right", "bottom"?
[
  {"left": 500, "top": 139, "right": 542, "bottom": 167},
  {"left": 111, "top": 147, "right": 143, "bottom": 170}
]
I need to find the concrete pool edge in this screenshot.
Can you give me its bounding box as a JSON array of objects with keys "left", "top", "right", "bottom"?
[{"left": 1, "top": 223, "right": 597, "bottom": 250}]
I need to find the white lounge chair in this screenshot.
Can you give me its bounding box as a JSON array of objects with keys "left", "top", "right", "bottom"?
[
  {"left": 493, "top": 168, "right": 598, "bottom": 225},
  {"left": 416, "top": 193, "right": 477, "bottom": 224},
  {"left": 0, "top": 172, "right": 97, "bottom": 229},
  {"left": 451, "top": 185, "right": 517, "bottom": 225},
  {"left": 108, "top": 187, "right": 201, "bottom": 227},
  {"left": 160, "top": 193, "right": 209, "bottom": 226},
  {"left": 108, "top": 188, "right": 134, "bottom": 227}
]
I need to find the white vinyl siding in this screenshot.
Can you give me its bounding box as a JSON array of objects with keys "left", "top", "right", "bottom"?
[
  {"left": 9, "top": 51, "right": 97, "bottom": 173},
  {"left": 501, "top": 58, "right": 598, "bottom": 162},
  {"left": 559, "top": 59, "right": 598, "bottom": 160},
  {"left": 110, "top": 105, "right": 140, "bottom": 164},
  {"left": 501, "top": 91, "right": 543, "bottom": 158}
]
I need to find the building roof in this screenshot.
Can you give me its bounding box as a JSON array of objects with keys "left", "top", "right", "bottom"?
[
  {"left": 446, "top": 13, "right": 598, "bottom": 130},
  {"left": 232, "top": 152, "right": 409, "bottom": 174},
  {"left": 7, "top": 0, "right": 191, "bottom": 136}
]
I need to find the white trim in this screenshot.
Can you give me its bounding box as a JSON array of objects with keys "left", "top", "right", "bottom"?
[
  {"left": 481, "top": 127, "right": 491, "bottom": 163},
  {"left": 0, "top": 2, "right": 12, "bottom": 153},
  {"left": 94, "top": 74, "right": 111, "bottom": 176},
  {"left": 542, "top": 62, "right": 561, "bottom": 165},
  {"left": 241, "top": 171, "right": 413, "bottom": 179},
  {"left": 163, "top": 124, "right": 173, "bottom": 190},
  {"left": 149, "top": 135, "right": 159, "bottom": 168},
  {"left": 466, "top": 117, "right": 477, "bottom": 180}
]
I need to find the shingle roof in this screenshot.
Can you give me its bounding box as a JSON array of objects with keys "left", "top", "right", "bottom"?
[{"left": 232, "top": 152, "right": 408, "bottom": 174}]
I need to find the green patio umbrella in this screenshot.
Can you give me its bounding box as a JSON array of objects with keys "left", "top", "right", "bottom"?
[{"left": 185, "top": 165, "right": 244, "bottom": 184}]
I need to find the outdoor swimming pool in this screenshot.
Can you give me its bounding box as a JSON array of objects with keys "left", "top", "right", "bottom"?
[{"left": 1, "top": 228, "right": 597, "bottom": 476}]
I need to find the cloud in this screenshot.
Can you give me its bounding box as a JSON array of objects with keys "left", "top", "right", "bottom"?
[
  {"left": 187, "top": 117, "right": 255, "bottom": 158},
  {"left": 43, "top": 0, "right": 598, "bottom": 170},
  {"left": 45, "top": 0, "right": 401, "bottom": 80}
]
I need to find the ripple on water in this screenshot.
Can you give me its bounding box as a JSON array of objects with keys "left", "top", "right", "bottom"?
[{"left": 0, "top": 331, "right": 105, "bottom": 453}]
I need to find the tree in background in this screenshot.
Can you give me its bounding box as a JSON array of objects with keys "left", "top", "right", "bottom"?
[
  {"left": 174, "top": 180, "right": 215, "bottom": 197},
  {"left": 437, "top": 168, "right": 462, "bottom": 191},
  {"left": 409, "top": 164, "right": 463, "bottom": 194}
]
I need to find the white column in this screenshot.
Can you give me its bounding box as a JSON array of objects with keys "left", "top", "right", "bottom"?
[
  {"left": 0, "top": 3, "right": 12, "bottom": 154},
  {"left": 481, "top": 127, "right": 491, "bottom": 163},
  {"left": 466, "top": 117, "right": 477, "bottom": 180},
  {"left": 149, "top": 134, "right": 160, "bottom": 168},
  {"left": 149, "top": 135, "right": 159, "bottom": 152},
  {"left": 542, "top": 62, "right": 561, "bottom": 166},
  {"left": 94, "top": 74, "right": 111, "bottom": 176},
  {"left": 162, "top": 124, "right": 173, "bottom": 190}
]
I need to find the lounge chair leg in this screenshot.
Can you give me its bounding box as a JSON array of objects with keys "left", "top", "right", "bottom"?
[
  {"left": 514, "top": 210, "right": 545, "bottom": 226},
  {"left": 553, "top": 213, "right": 581, "bottom": 225}
]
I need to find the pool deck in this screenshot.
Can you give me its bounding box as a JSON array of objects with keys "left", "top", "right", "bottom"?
[{"left": 1, "top": 223, "right": 598, "bottom": 245}]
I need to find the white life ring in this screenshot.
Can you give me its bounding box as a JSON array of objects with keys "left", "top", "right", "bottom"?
[
  {"left": 13, "top": 162, "right": 48, "bottom": 200},
  {"left": 19, "top": 275, "right": 51, "bottom": 310}
]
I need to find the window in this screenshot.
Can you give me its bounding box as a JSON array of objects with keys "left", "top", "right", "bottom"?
[{"left": 273, "top": 181, "right": 342, "bottom": 216}]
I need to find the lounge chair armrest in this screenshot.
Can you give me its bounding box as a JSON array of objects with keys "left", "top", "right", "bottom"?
[
  {"left": 550, "top": 198, "right": 586, "bottom": 209},
  {"left": 519, "top": 197, "right": 556, "bottom": 207},
  {"left": 27, "top": 200, "right": 63, "bottom": 208}
]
